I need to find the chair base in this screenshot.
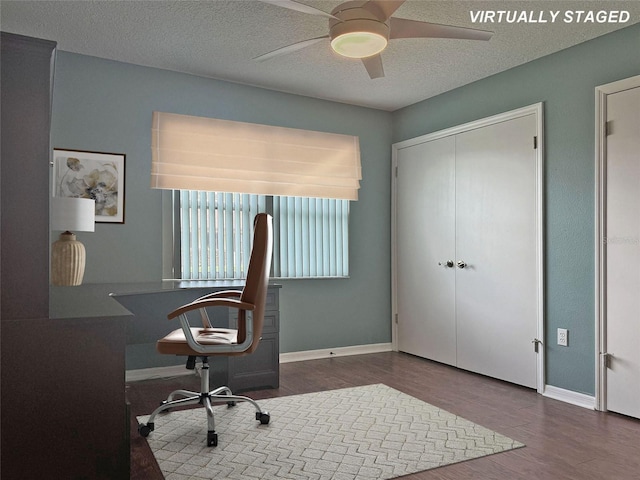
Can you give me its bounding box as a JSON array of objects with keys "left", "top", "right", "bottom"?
[{"left": 138, "top": 357, "right": 269, "bottom": 447}]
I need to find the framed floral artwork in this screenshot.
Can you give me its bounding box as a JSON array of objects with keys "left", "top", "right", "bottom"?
[{"left": 53, "top": 149, "right": 126, "bottom": 223}]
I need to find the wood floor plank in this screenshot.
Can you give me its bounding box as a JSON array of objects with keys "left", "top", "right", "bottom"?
[{"left": 127, "top": 352, "right": 640, "bottom": 479}]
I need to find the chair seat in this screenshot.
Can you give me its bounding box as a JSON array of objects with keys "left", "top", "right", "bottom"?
[{"left": 157, "top": 327, "right": 238, "bottom": 356}]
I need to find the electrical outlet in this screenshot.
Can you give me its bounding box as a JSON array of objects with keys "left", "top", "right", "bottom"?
[{"left": 557, "top": 328, "right": 568, "bottom": 347}]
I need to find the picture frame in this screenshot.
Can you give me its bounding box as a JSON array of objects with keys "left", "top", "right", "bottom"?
[{"left": 52, "top": 149, "right": 126, "bottom": 224}]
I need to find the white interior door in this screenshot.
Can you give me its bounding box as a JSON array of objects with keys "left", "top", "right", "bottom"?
[
  {"left": 605, "top": 84, "right": 640, "bottom": 419},
  {"left": 454, "top": 115, "right": 538, "bottom": 388},
  {"left": 396, "top": 136, "right": 456, "bottom": 365}
]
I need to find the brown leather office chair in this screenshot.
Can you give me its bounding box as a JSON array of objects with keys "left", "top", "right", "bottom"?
[{"left": 138, "top": 213, "right": 273, "bottom": 447}]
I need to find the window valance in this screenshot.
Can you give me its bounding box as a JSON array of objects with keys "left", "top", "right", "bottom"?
[{"left": 151, "top": 112, "right": 362, "bottom": 200}]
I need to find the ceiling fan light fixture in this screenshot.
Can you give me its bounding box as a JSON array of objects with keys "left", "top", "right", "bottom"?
[
  {"left": 329, "top": 17, "right": 390, "bottom": 59},
  {"left": 330, "top": 31, "right": 387, "bottom": 58}
]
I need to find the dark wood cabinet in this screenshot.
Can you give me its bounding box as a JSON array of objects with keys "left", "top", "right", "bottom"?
[
  {"left": 2, "top": 316, "right": 130, "bottom": 479},
  {"left": 1, "top": 32, "right": 55, "bottom": 319},
  {"left": 1, "top": 32, "right": 129, "bottom": 479}
]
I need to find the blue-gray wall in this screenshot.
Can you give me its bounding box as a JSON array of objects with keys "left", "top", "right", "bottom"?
[
  {"left": 392, "top": 23, "right": 640, "bottom": 395},
  {"left": 51, "top": 52, "right": 393, "bottom": 354},
  {"left": 51, "top": 22, "right": 640, "bottom": 395}
]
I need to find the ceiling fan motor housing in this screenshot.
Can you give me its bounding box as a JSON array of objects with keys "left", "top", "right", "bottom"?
[{"left": 329, "top": 1, "right": 390, "bottom": 58}]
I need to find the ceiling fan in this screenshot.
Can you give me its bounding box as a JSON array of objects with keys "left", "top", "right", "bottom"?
[{"left": 254, "top": 0, "right": 493, "bottom": 79}]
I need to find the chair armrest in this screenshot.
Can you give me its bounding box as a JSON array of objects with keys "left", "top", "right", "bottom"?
[
  {"left": 169, "top": 297, "right": 257, "bottom": 354},
  {"left": 194, "top": 290, "right": 243, "bottom": 301},
  {"left": 169, "top": 299, "right": 254, "bottom": 356},
  {"left": 191, "top": 291, "right": 244, "bottom": 328},
  {"left": 168, "top": 297, "right": 255, "bottom": 320}
]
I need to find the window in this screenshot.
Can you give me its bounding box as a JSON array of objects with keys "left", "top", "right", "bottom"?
[
  {"left": 171, "top": 190, "right": 349, "bottom": 280},
  {"left": 153, "top": 113, "right": 360, "bottom": 281}
]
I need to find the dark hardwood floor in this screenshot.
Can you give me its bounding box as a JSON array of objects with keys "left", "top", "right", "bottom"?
[{"left": 127, "top": 352, "right": 640, "bottom": 479}]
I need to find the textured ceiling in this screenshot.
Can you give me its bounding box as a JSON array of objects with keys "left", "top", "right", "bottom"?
[{"left": 2, "top": 0, "right": 639, "bottom": 111}]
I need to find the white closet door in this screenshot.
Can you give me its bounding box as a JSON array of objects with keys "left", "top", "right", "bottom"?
[
  {"left": 396, "top": 136, "right": 456, "bottom": 365},
  {"left": 606, "top": 85, "right": 640, "bottom": 419},
  {"left": 454, "top": 115, "right": 538, "bottom": 388}
]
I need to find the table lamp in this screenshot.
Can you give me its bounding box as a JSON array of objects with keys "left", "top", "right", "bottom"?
[{"left": 51, "top": 197, "right": 95, "bottom": 286}]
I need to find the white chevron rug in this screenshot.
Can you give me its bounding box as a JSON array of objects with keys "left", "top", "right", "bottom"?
[{"left": 139, "top": 383, "right": 524, "bottom": 480}]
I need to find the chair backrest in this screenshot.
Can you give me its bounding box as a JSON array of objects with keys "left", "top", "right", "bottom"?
[{"left": 238, "top": 213, "right": 273, "bottom": 353}]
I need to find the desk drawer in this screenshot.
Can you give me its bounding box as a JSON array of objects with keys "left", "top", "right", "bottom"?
[{"left": 228, "top": 332, "right": 279, "bottom": 391}]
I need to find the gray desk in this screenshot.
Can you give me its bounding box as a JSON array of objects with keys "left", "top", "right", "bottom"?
[{"left": 110, "top": 281, "right": 281, "bottom": 391}]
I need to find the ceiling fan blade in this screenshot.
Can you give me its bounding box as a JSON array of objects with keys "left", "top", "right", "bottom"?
[
  {"left": 258, "top": 0, "right": 340, "bottom": 20},
  {"left": 361, "top": 0, "right": 405, "bottom": 21},
  {"left": 361, "top": 54, "right": 385, "bottom": 79},
  {"left": 254, "top": 36, "right": 329, "bottom": 62},
  {"left": 390, "top": 17, "right": 493, "bottom": 41}
]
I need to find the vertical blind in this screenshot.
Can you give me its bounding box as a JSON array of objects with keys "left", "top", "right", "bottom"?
[
  {"left": 178, "top": 191, "right": 349, "bottom": 279},
  {"left": 273, "top": 197, "right": 349, "bottom": 278},
  {"left": 179, "top": 191, "right": 267, "bottom": 279},
  {"left": 151, "top": 112, "right": 362, "bottom": 200}
]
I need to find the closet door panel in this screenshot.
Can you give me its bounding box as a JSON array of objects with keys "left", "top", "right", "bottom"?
[
  {"left": 396, "top": 137, "right": 456, "bottom": 365},
  {"left": 454, "top": 115, "right": 538, "bottom": 388},
  {"left": 605, "top": 85, "right": 640, "bottom": 419}
]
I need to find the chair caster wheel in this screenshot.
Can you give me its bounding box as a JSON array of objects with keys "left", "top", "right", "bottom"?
[
  {"left": 207, "top": 431, "right": 218, "bottom": 447},
  {"left": 138, "top": 423, "right": 153, "bottom": 437},
  {"left": 256, "top": 412, "right": 270, "bottom": 425},
  {"left": 227, "top": 401, "right": 236, "bottom": 407}
]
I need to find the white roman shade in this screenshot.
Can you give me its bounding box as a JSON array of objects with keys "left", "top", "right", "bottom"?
[{"left": 151, "top": 112, "right": 362, "bottom": 200}]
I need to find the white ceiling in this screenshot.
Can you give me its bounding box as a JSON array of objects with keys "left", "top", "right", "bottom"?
[{"left": 2, "top": 0, "right": 638, "bottom": 111}]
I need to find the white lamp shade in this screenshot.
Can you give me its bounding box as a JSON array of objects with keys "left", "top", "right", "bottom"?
[{"left": 51, "top": 197, "right": 95, "bottom": 232}]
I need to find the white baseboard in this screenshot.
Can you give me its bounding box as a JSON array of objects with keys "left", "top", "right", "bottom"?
[
  {"left": 126, "top": 343, "right": 394, "bottom": 382},
  {"left": 543, "top": 385, "right": 596, "bottom": 410},
  {"left": 126, "top": 365, "right": 193, "bottom": 383},
  {"left": 279, "top": 343, "right": 393, "bottom": 364}
]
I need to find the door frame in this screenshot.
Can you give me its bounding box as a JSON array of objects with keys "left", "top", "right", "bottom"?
[
  {"left": 391, "top": 103, "right": 545, "bottom": 393},
  {"left": 594, "top": 74, "right": 640, "bottom": 412}
]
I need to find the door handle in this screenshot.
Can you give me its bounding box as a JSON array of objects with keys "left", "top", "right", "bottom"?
[
  {"left": 532, "top": 338, "right": 542, "bottom": 353},
  {"left": 457, "top": 260, "right": 467, "bottom": 269},
  {"left": 438, "top": 260, "right": 454, "bottom": 268}
]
